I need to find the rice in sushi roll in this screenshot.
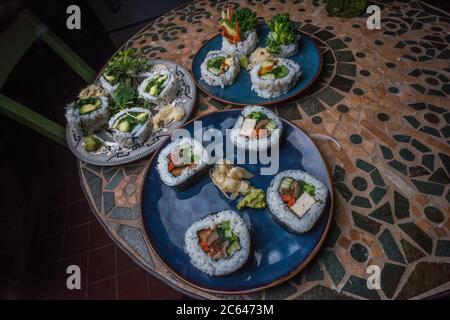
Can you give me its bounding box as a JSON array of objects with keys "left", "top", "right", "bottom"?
[
  {"left": 267, "top": 170, "right": 328, "bottom": 234},
  {"left": 138, "top": 64, "right": 179, "bottom": 104},
  {"left": 222, "top": 30, "right": 258, "bottom": 58},
  {"left": 108, "top": 107, "right": 153, "bottom": 148},
  {"left": 250, "top": 58, "right": 301, "bottom": 99},
  {"left": 157, "top": 137, "right": 210, "bottom": 188},
  {"left": 184, "top": 210, "right": 251, "bottom": 276},
  {"left": 200, "top": 50, "right": 240, "bottom": 88},
  {"left": 229, "top": 105, "right": 282, "bottom": 152},
  {"left": 66, "top": 93, "right": 109, "bottom": 136},
  {"left": 268, "top": 34, "right": 299, "bottom": 58}
]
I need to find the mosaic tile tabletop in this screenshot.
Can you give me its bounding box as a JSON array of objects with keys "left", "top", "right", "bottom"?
[{"left": 78, "top": 0, "right": 450, "bottom": 299}]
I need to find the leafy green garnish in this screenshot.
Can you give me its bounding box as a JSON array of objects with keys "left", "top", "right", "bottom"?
[
  {"left": 110, "top": 83, "right": 153, "bottom": 114},
  {"left": 231, "top": 7, "right": 258, "bottom": 35},
  {"left": 266, "top": 14, "right": 297, "bottom": 54},
  {"left": 271, "top": 65, "right": 289, "bottom": 79},
  {"left": 207, "top": 57, "right": 225, "bottom": 70},
  {"left": 103, "top": 48, "right": 150, "bottom": 85},
  {"left": 113, "top": 84, "right": 135, "bottom": 109}
]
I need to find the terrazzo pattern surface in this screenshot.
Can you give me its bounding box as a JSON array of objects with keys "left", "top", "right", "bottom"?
[{"left": 79, "top": 0, "right": 450, "bottom": 299}]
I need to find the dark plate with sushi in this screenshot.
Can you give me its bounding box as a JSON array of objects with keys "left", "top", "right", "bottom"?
[
  {"left": 191, "top": 23, "right": 322, "bottom": 106},
  {"left": 140, "top": 108, "right": 333, "bottom": 294},
  {"left": 66, "top": 57, "right": 197, "bottom": 166}
]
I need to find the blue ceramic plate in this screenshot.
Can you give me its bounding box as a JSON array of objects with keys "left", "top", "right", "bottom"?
[
  {"left": 141, "top": 110, "right": 333, "bottom": 294},
  {"left": 192, "top": 24, "right": 322, "bottom": 106}
]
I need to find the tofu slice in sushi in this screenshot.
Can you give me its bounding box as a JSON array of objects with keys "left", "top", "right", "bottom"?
[
  {"left": 250, "top": 58, "right": 301, "bottom": 99},
  {"left": 66, "top": 92, "right": 109, "bottom": 136},
  {"left": 157, "top": 137, "right": 210, "bottom": 189},
  {"left": 200, "top": 50, "right": 240, "bottom": 88},
  {"left": 138, "top": 64, "right": 179, "bottom": 104},
  {"left": 229, "top": 105, "right": 283, "bottom": 152},
  {"left": 184, "top": 210, "right": 251, "bottom": 276},
  {"left": 108, "top": 107, "right": 153, "bottom": 148},
  {"left": 267, "top": 170, "right": 328, "bottom": 234}
]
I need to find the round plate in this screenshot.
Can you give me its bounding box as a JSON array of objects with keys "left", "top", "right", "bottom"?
[
  {"left": 140, "top": 109, "right": 333, "bottom": 294},
  {"left": 66, "top": 60, "right": 197, "bottom": 166},
  {"left": 192, "top": 24, "right": 322, "bottom": 106}
]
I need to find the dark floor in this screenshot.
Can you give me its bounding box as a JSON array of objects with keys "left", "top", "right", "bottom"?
[
  {"left": 0, "top": 0, "right": 184, "bottom": 299},
  {"left": 29, "top": 149, "right": 182, "bottom": 299}
]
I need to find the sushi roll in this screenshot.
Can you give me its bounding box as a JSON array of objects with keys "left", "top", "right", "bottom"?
[
  {"left": 138, "top": 64, "right": 179, "bottom": 104},
  {"left": 229, "top": 105, "right": 282, "bottom": 152},
  {"left": 219, "top": 7, "right": 258, "bottom": 58},
  {"left": 66, "top": 94, "right": 109, "bottom": 136},
  {"left": 250, "top": 58, "right": 301, "bottom": 99},
  {"left": 157, "top": 137, "right": 210, "bottom": 188},
  {"left": 184, "top": 210, "right": 251, "bottom": 276},
  {"left": 266, "top": 14, "right": 299, "bottom": 58},
  {"left": 200, "top": 50, "right": 240, "bottom": 88},
  {"left": 108, "top": 107, "right": 153, "bottom": 148},
  {"left": 267, "top": 170, "right": 328, "bottom": 234},
  {"left": 99, "top": 73, "right": 120, "bottom": 94}
]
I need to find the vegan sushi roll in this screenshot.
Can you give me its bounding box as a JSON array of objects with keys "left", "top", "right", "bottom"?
[
  {"left": 157, "top": 137, "right": 210, "bottom": 188},
  {"left": 250, "top": 58, "right": 301, "bottom": 99},
  {"left": 100, "top": 48, "right": 151, "bottom": 93},
  {"left": 108, "top": 107, "right": 153, "bottom": 148},
  {"left": 138, "top": 64, "right": 179, "bottom": 104},
  {"left": 65, "top": 88, "right": 110, "bottom": 136},
  {"left": 266, "top": 14, "right": 299, "bottom": 58},
  {"left": 230, "top": 105, "right": 283, "bottom": 152},
  {"left": 184, "top": 210, "right": 251, "bottom": 276},
  {"left": 267, "top": 170, "right": 328, "bottom": 234},
  {"left": 220, "top": 7, "right": 258, "bottom": 57},
  {"left": 200, "top": 50, "right": 240, "bottom": 88}
]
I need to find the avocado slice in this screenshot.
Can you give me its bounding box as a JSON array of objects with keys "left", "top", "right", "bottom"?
[
  {"left": 117, "top": 120, "right": 131, "bottom": 133},
  {"left": 136, "top": 112, "right": 148, "bottom": 123},
  {"left": 104, "top": 74, "right": 116, "bottom": 83},
  {"left": 149, "top": 84, "right": 159, "bottom": 96},
  {"left": 79, "top": 101, "right": 99, "bottom": 115},
  {"left": 157, "top": 75, "right": 167, "bottom": 83}
]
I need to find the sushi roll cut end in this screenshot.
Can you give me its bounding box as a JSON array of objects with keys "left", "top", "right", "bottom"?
[
  {"left": 108, "top": 108, "right": 153, "bottom": 148},
  {"left": 157, "top": 138, "right": 209, "bottom": 188},
  {"left": 138, "top": 64, "right": 179, "bottom": 104},
  {"left": 200, "top": 50, "right": 240, "bottom": 88},
  {"left": 230, "top": 105, "right": 283, "bottom": 152},
  {"left": 267, "top": 170, "right": 328, "bottom": 234},
  {"left": 250, "top": 58, "right": 301, "bottom": 99},
  {"left": 184, "top": 210, "right": 250, "bottom": 276}
]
